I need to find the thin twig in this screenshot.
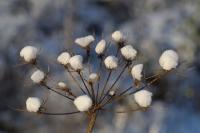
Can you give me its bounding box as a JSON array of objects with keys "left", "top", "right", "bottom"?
[
  {"left": 87, "top": 54, "right": 96, "bottom": 102},
  {"left": 101, "top": 107, "right": 144, "bottom": 114},
  {"left": 103, "top": 71, "right": 169, "bottom": 107},
  {"left": 65, "top": 67, "right": 86, "bottom": 94},
  {"left": 42, "top": 84, "right": 74, "bottom": 101},
  {"left": 95, "top": 55, "right": 103, "bottom": 104},
  {"left": 98, "top": 70, "right": 112, "bottom": 103},
  {"left": 90, "top": 83, "right": 96, "bottom": 103},
  {"left": 78, "top": 72, "right": 92, "bottom": 97},
  {"left": 99, "top": 62, "right": 129, "bottom": 103},
  {"left": 39, "top": 111, "right": 80, "bottom": 115}
]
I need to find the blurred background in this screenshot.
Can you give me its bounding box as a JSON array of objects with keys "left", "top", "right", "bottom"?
[{"left": 1, "top": 0, "right": 200, "bottom": 133}]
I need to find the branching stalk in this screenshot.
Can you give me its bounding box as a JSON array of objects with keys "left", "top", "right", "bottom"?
[
  {"left": 99, "top": 62, "right": 129, "bottom": 103},
  {"left": 78, "top": 72, "right": 92, "bottom": 97},
  {"left": 42, "top": 84, "right": 74, "bottom": 101},
  {"left": 39, "top": 111, "right": 80, "bottom": 115},
  {"left": 65, "top": 67, "right": 86, "bottom": 94},
  {"left": 86, "top": 112, "right": 97, "bottom": 133},
  {"left": 96, "top": 55, "right": 103, "bottom": 103},
  {"left": 98, "top": 70, "right": 112, "bottom": 103}
]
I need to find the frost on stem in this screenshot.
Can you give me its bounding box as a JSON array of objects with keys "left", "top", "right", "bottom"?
[
  {"left": 74, "top": 95, "right": 93, "bottom": 112},
  {"left": 111, "top": 30, "right": 125, "bottom": 43},
  {"left": 159, "top": 50, "right": 179, "bottom": 71},
  {"left": 20, "top": 46, "right": 38, "bottom": 63},
  {"left": 95, "top": 39, "right": 106, "bottom": 55},
  {"left": 31, "top": 69, "right": 45, "bottom": 84},
  {"left": 26, "top": 97, "right": 41, "bottom": 112},
  {"left": 69, "top": 55, "right": 83, "bottom": 71},
  {"left": 57, "top": 52, "right": 71, "bottom": 66},
  {"left": 75, "top": 35, "right": 95, "bottom": 48},
  {"left": 134, "top": 90, "right": 152, "bottom": 107},
  {"left": 120, "top": 45, "right": 137, "bottom": 61},
  {"left": 131, "top": 64, "right": 143, "bottom": 81},
  {"left": 104, "top": 56, "right": 118, "bottom": 69}
]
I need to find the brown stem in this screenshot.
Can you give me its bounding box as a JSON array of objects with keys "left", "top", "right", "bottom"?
[{"left": 86, "top": 112, "right": 97, "bottom": 133}]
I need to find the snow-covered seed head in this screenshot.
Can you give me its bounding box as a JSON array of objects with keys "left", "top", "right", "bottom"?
[
  {"left": 73, "top": 95, "right": 93, "bottom": 112},
  {"left": 111, "top": 31, "right": 124, "bottom": 43},
  {"left": 95, "top": 39, "right": 106, "bottom": 55},
  {"left": 20, "top": 46, "right": 38, "bottom": 63},
  {"left": 131, "top": 64, "right": 143, "bottom": 81},
  {"left": 134, "top": 90, "right": 152, "bottom": 107},
  {"left": 109, "top": 90, "right": 115, "bottom": 96},
  {"left": 57, "top": 52, "right": 71, "bottom": 66},
  {"left": 104, "top": 56, "right": 118, "bottom": 69},
  {"left": 31, "top": 69, "right": 45, "bottom": 84},
  {"left": 58, "top": 82, "right": 67, "bottom": 89},
  {"left": 89, "top": 73, "right": 99, "bottom": 83},
  {"left": 120, "top": 45, "right": 137, "bottom": 60},
  {"left": 26, "top": 97, "right": 41, "bottom": 112},
  {"left": 159, "top": 50, "right": 179, "bottom": 71},
  {"left": 69, "top": 55, "right": 83, "bottom": 71},
  {"left": 75, "top": 35, "right": 95, "bottom": 48}
]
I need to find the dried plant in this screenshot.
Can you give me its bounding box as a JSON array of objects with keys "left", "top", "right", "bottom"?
[{"left": 18, "top": 31, "right": 179, "bottom": 133}]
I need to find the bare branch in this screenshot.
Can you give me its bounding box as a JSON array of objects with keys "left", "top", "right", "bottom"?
[{"left": 41, "top": 84, "right": 74, "bottom": 101}]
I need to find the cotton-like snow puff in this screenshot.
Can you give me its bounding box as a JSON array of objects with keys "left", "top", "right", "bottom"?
[
  {"left": 109, "top": 90, "right": 115, "bottom": 96},
  {"left": 74, "top": 95, "right": 93, "bottom": 112},
  {"left": 104, "top": 56, "right": 118, "bottom": 69},
  {"left": 20, "top": 46, "right": 38, "bottom": 63},
  {"left": 75, "top": 35, "right": 95, "bottom": 48},
  {"left": 69, "top": 55, "right": 83, "bottom": 71},
  {"left": 26, "top": 97, "right": 41, "bottom": 112},
  {"left": 159, "top": 50, "right": 179, "bottom": 71},
  {"left": 131, "top": 64, "right": 143, "bottom": 81},
  {"left": 111, "top": 31, "right": 124, "bottom": 43},
  {"left": 134, "top": 90, "right": 152, "bottom": 107},
  {"left": 95, "top": 40, "right": 106, "bottom": 55},
  {"left": 58, "top": 82, "right": 67, "bottom": 89},
  {"left": 120, "top": 45, "right": 137, "bottom": 61},
  {"left": 57, "top": 52, "right": 71, "bottom": 65},
  {"left": 31, "top": 69, "right": 45, "bottom": 84},
  {"left": 89, "top": 73, "right": 99, "bottom": 83}
]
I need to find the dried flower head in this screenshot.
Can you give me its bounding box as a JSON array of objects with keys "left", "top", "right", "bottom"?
[
  {"left": 89, "top": 73, "right": 99, "bottom": 83},
  {"left": 95, "top": 39, "right": 106, "bottom": 55},
  {"left": 134, "top": 90, "right": 152, "bottom": 107},
  {"left": 31, "top": 69, "right": 45, "bottom": 84},
  {"left": 57, "top": 52, "right": 71, "bottom": 65},
  {"left": 69, "top": 55, "right": 83, "bottom": 71},
  {"left": 104, "top": 56, "right": 118, "bottom": 69},
  {"left": 109, "top": 90, "right": 115, "bottom": 96},
  {"left": 26, "top": 97, "right": 41, "bottom": 112},
  {"left": 120, "top": 45, "right": 137, "bottom": 61},
  {"left": 131, "top": 64, "right": 143, "bottom": 81},
  {"left": 58, "top": 82, "right": 67, "bottom": 89},
  {"left": 20, "top": 46, "right": 38, "bottom": 63},
  {"left": 112, "top": 31, "right": 124, "bottom": 43},
  {"left": 75, "top": 35, "right": 95, "bottom": 48},
  {"left": 74, "top": 95, "right": 93, "bottom": 112},
  {"left": 159, "top": 50, "right": 179, "bottom": 71}
]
